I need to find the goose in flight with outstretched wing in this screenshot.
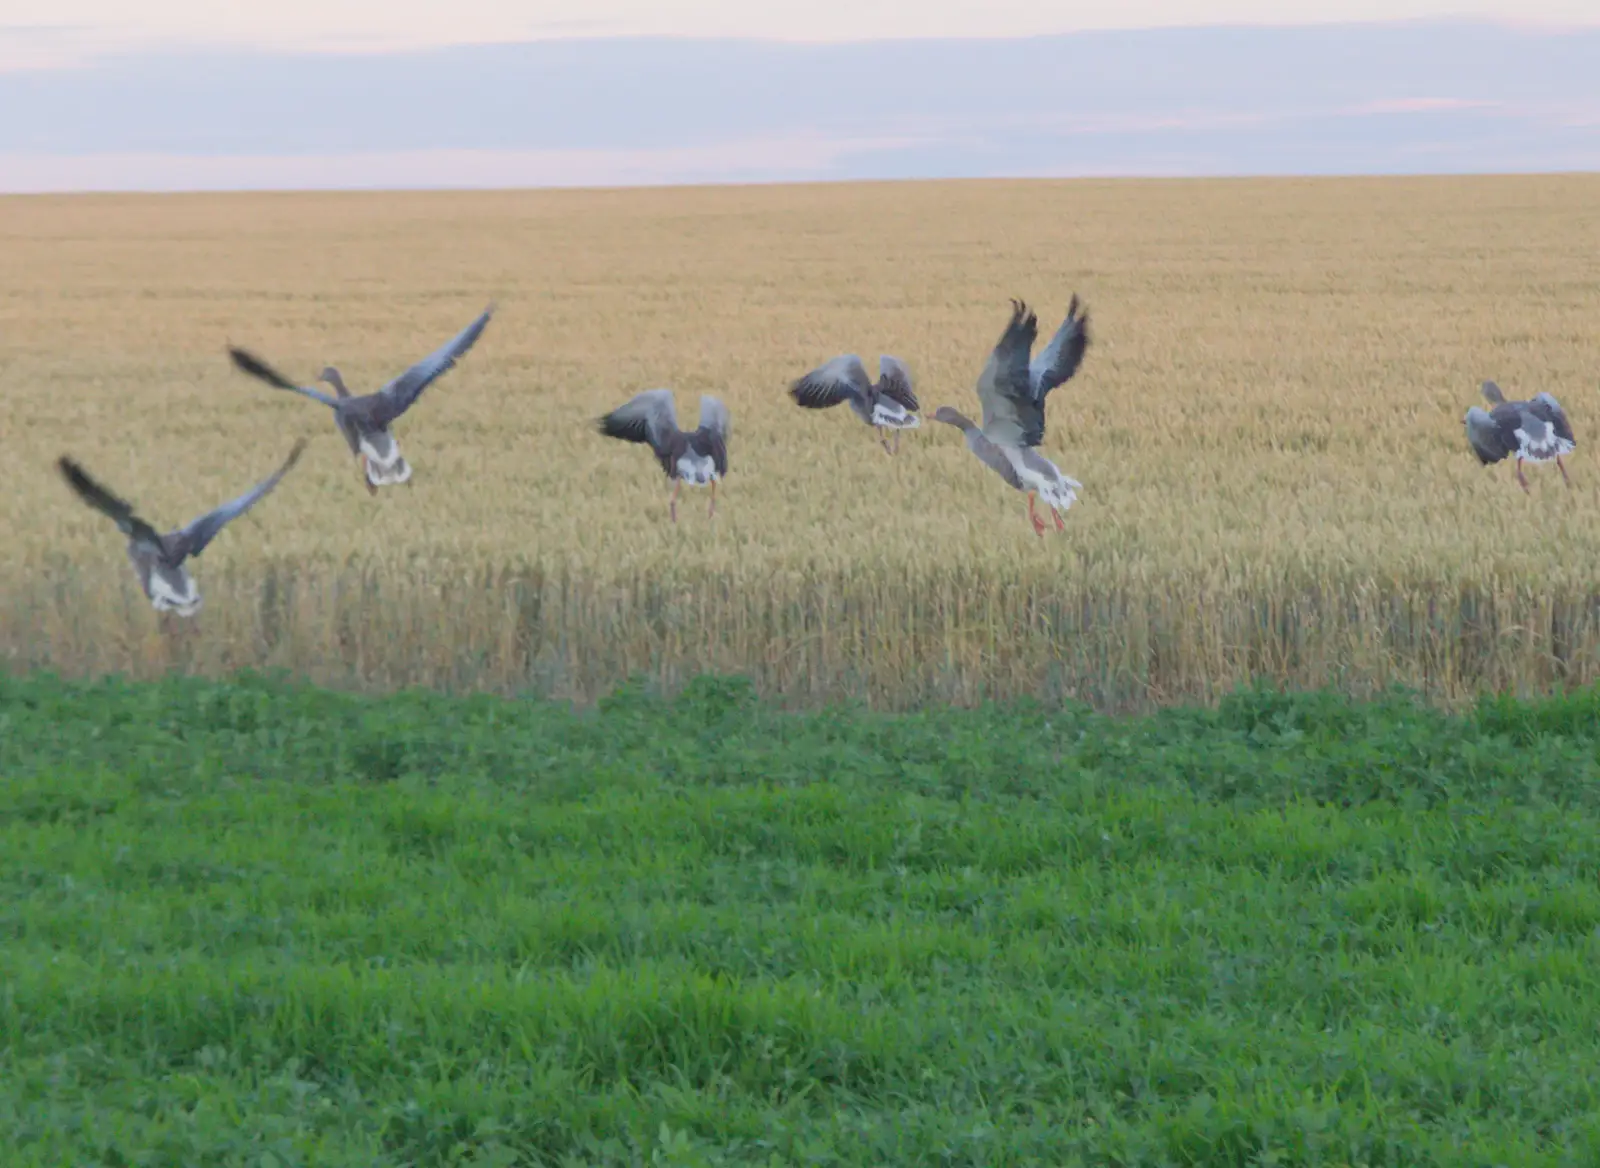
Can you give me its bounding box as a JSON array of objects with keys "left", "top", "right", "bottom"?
[
  {"left": 933, "top": 295, "right": 1091, "bottom": 535},
  {"left": 598, "top": 388, "right": 731, "bottom": 522},
  {"left": 228, "top": 304, "right": 494, "bottom": 496},
  {"left": 58, "top": 439, "right": 307, "bottom": 616},
  {"left": 788, "top": 353, "right": 921, "bottom": 453}
]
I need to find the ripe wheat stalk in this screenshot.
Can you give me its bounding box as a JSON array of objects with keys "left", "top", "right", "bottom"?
[{"left": 4, "top": 176, "right": 1598, "bottom": 709}]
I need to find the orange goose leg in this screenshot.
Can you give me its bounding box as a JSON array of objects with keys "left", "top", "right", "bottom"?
[
  {"left": 1027, "top": 492, "right": 1047, "bottom": 537},
  {"left": 708, "top": 479, "right": 718, "bottom": 518},
  {"left": 1558, "top": 455, "right": 1572, "bottom": 487},
  {"left": 1515, "top": 457, "right": 1530, "bottom": 493},
  {"left": 359, "top": 454, "right": 377, "bottom": 496},
  {"left": 669, "top": 478, "right": 681, "bottom": 523},
  {"left": 1052, "top": 506, "right": 1066, "bottom": 532}
]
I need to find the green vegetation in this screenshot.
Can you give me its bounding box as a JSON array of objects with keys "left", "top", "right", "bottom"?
[{"left": 4, "top": 671, "right": 1600, "bottom": 1165}]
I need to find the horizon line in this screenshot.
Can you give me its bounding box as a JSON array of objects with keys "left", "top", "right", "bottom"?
[{"left": 6, "top": 169, "right": 1599, "bottom": 202}]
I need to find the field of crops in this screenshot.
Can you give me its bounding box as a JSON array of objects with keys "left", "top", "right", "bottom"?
[
  {"left": 4, "top": 176, "right": 1600, "bottom": 708},
  {"left": 6, "top": 671, "right": 1600, "bottom": 1164}
]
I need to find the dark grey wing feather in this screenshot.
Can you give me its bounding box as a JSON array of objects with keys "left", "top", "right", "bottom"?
[
  {"left": 58, "top": 457, "right": 165, "bottom": 549},
  {"left": 697, "top": 395, "right": 731, "bottom": 476},
  {"left": 876, "top": 355, "right": 919, "bottom": 411},
  {"left": 598, "top": 388, "right": 678, "bottom": 446},
  {"left": 369, "top": 305, "right": 494, "bottom": 427},
  {"left": 1028, "top": 295, "right": 1091, "bottom": 399},
  {"left": 228, "top": 346, "right": 341, "bottom": 408},
  {"left": 1465, "top": 406, "right": 1513, "bottom": 465},
  {"left": 692, "top": 429, "right": 729, "bottom": 477},
  {"left": 789, "top": 354, "right": 871, "bottom": 410},
  {"left": 599, "top": 388, "right": 681, "bottom": 476},
  {"left": 976, "top": 299, "right": 1044, "bottom": 447},
  {"left": 1531, "top": 392, "right": 1575, "bottom": 446},
  {"left": 170, "top": 439, "right": 307, "bottom": 561}
]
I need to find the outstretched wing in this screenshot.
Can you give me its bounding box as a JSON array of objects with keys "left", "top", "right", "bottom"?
[
  {"left": 1531, "top": 391, "right": 1576, "bottom": 446},
  {"left": 369, "top": 304, "right": 495, "bottom": 427},
  {"left": 228, "top": 346, "right": 342, "bottom": 407},
  {"left": 170, "top": 439, "right": 307, "bottom": 561},
  {"left": 789, "top": 354, "right": 871, "bottom": 411},
  {"left": 599, "top": 388, "right": 681, "bottom": 474},
  {"left": 976, "top": 299, "right": 1044, "bottom": 447},
  {"left": 1465, "top": 406, "right": 1514, "bottom": 465},
  {"left": 697, "top": 394, "right": 731, "bottom": 476},
  {"left": 599, "top": 388, "right": 679, "bottom": 446},
  {"left": 1028, "top": 294, "right": 1091, "bottom": 399},
  {"left": 876, "top": 355, "right": 919, "bottom": 412},
  {"left": 58, "top": 457, "right": 164, "bottom": 549}
]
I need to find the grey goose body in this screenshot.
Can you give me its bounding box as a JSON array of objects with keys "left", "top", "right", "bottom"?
[
  {"left": 598, "top": 389, "right": 731, "bottom": 521},
  {"left": 1465, "top": 380, "right": 1575, "bottom": 492},
  {"left": 228, "top": 305, "right": 493, "bottom": 495},
  {"left": 57, "top": 439, "right": 306, "bottom": 617},
  {"left": 789, "top": 353, "right": 921, "bottom": 453},
  {"left": 933, "top": 295, "right": 1091, "bottom": 535}
]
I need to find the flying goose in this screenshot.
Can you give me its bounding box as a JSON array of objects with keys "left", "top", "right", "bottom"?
[
  {"left": 789, "top": 353, "right": 921, "bottom": 453},
  {"left": 597, "top": 389, "right": 730, "bottom": 521},
  {"left": 227, "top": 305, "right": 493, "bottom": 495},
  {"left": 57, "top": 439, "right": 307, "bottom": 617},
  {"left": 1465, "top": 380, "right": 1575, "bottom": 492},
  {"left": 933, "top": 295, "right": 1092, "bottom": 535}
]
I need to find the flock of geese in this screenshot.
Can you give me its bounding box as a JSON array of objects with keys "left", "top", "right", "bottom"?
[{"left": 56, "top": 293, "right": 1577, "bottom": 620}]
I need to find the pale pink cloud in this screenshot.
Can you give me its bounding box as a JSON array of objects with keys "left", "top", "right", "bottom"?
[{"left": 1349, "top": 97, "right": 1501, "bottom": 115}]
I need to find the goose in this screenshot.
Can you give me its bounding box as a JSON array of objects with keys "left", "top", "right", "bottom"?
[
  {"left": 1465, "top": 380, "right": 1575, "bottom": 492},
  {"left": 597, "top": 389, "right": 730, "bottom": 522},
  {"left": 933, "top": 295, "right": 1091, "bottom": 535},
  {"left": 788, "top": 353, "right": 920, "bottom": 453},
  {"left": 56, "top": 439, "right": 307, "bottom": 617},
  {"left": 227, "top": 305, "right": 493, "bottom": 496}
]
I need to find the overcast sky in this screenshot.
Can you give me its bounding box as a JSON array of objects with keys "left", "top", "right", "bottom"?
[
  {"left": 3, "top": 0, "right": 1598, "bottom": 65},
  {"left": 4, "top": 11, "right": 1597, "bottom": 190}
]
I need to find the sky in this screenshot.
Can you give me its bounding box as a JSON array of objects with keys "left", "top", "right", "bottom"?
[
  {"left": 2, "top": 8, "right": 1597, "bottom": 190},
  {"left": 3, "top": 0, "right": 1598, "bottom": 65}
]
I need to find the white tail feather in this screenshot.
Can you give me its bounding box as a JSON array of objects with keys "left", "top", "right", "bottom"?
[
  {"left": 871, "top": 402, "right": 920, "bottom": 429},
  {"left": 149, "top": 567, "right": 201, "bottom": 615}
]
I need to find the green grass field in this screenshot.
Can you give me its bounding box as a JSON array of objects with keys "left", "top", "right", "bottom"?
[{"left": 6, "top": 672, "right": 1600, "bottom": 1165}]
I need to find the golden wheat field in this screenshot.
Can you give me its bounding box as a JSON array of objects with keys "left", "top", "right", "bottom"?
[{"left": 3, "top": 175, "right": 1599, "bottom": 709}]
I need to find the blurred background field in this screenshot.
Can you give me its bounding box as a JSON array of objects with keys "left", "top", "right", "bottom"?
[{"left": 4, "top": 174, "right": 1599, "bottom": 709}]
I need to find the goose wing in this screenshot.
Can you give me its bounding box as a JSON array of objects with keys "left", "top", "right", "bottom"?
[
  {"left": 789, "top": 354, "right": 871, "bottom": 411},
  {"left": 57, "top": 457, "right": 165, "bottom": 551},
  {"left": 976, "top": 299, "right": 1044, "bottom": 448},
  {"left": 1505, "top": 401, "right": 1571, "bottom": 461},
  {"left": 366, "top": 305, "right": 495, "bottom": 427},
  {"left": 1530, "top": 391, "right": 1575, "bottom": 446},
  {"left": 169, "top": 439, "right": 307, "bottom": 561},
  {"left": 228, "top": 346, "right": 341, "bottom": 407},
  {"left": 599, "top": 388, "right": 682, "bottom": 474},
  {"left": 1465, "top": 406, "right": 1515, "bottom": 465},
  {"left": 696, "top": 394, "right": 731, "bottom": 476},
  {"left": 876, "top": 355, "right": 920, "bottom": 412},
  {"left": 1028, "top": 295, "right": 1091, "bottom": 398}
]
